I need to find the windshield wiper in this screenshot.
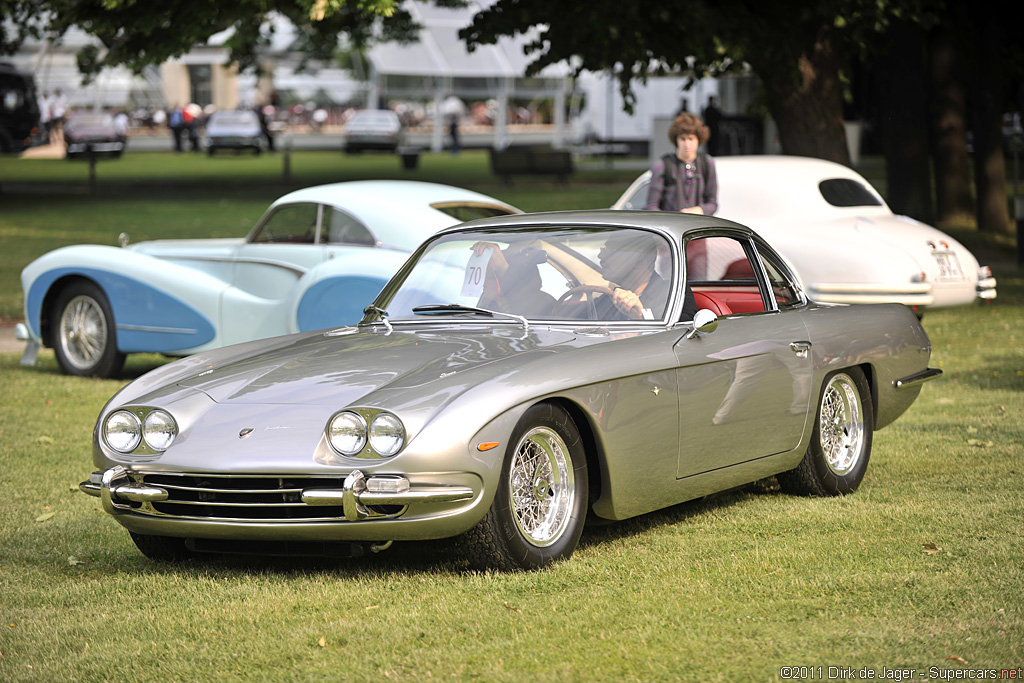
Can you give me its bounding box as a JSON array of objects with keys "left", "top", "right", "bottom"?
[
  {"left": 362, "top": 305, "right": 393, "bottom": 333},
  {"left": 412, "top": 304, "right": 529, "bottom": 331}
]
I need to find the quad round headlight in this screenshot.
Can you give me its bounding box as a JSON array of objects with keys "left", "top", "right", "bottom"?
[
  {"left": 369, "top": 413, "right": 405, "bottom": 457},
  {"left": 328, "top": 411, "right": 367, "bottom": 455},
  {"left": 104, "top": 410, "right": 142, "bottom": 453},
  {"left": 143, "top": 410, "right": 177, "bottom": 451}
]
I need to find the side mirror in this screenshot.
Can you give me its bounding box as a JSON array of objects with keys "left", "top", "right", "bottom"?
[{"left": 686, "top": 308, "right": 719, "bottom": 339}]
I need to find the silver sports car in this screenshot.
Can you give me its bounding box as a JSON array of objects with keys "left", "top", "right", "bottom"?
[{"left": 81, "top": 210, "right": 941, "bottom": 570}]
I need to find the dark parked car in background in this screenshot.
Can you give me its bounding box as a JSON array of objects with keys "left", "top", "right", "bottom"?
[
  {"left": 0, "top": 62, "right": 41, "bottom": 154},
  {"left": 64, "top": 112, "right": 126, "bottom": 159},
  {"left": 204, "top": 110, "right": 264, "bottom": 155}
]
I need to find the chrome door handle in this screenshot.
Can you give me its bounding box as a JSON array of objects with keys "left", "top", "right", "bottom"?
[{"left": 789, "top": 341, "right": 812, "bottom": 358}]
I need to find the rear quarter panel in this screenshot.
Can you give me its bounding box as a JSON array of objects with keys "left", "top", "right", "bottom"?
[{"left": 800, "top": 302, "right": 934, "bottom": 429}]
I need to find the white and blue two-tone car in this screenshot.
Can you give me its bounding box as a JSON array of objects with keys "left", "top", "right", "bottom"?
[{"left": 17, "top": 181, "right": 519, "bottom": 377}]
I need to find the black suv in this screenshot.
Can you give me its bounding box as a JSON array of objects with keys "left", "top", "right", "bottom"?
[{"left": 1, "top": 63, "right": 41, "bottom": 153}]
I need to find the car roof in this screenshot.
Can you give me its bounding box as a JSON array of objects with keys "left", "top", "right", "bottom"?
[
  {"left": 715, "top": 155, "right": 890, "bottom": 221},
  {"left": 269, "top": 181, "right": 521, "bottom": 250},
  {"left": 439, "top": 209, "right": 755, "bottom": 242}
]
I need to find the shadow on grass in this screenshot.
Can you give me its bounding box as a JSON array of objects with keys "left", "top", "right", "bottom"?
[{"left": 103, "top": 480, "right": 785, "bottom": 578}]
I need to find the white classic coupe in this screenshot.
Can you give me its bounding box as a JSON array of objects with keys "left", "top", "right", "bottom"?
[
  {"left": 18, "top": 181, "right": 519, "bottom": 377},
  {"left": 613, "top": 155, "right": 996, "bottom": 313}
]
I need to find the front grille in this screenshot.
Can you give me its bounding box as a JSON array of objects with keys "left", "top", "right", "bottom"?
[{"left": 132, "top": 472, "right": 397, "bottom": 522}]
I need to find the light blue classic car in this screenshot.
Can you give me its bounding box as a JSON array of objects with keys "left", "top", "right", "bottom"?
[{"left": 18, "top": 181, "right": 519, "bottom": 377}]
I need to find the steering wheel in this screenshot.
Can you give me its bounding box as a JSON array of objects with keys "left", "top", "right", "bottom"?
[{"left": 557, "top": 285, "right": 613, "bottom": 320}]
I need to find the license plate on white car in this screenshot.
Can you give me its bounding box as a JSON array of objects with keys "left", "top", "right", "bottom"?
[{"left": 932, "top": 251, "right": 965, "bottom": 281}]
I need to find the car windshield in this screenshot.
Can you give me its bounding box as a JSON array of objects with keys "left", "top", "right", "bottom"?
[{"left": 375, "top": 227, "right": 674, "bottom": 323}]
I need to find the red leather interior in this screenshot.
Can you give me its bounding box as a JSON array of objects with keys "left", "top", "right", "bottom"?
[{"left": 693, "top": 291, "right": 732, "bottom": 316}]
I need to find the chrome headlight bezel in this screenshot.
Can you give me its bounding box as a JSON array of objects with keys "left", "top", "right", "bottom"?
[
  {"left": 103, "top": 409, "right": 142, "bottom": 453},
  {"left": 368, "top": 413, "right": 405, "bottom": 457},
  {"left": 326, "top": 409, "right": 405, "bottom": 459},
  {"left": 327, "top": 411, "right": 368, "bottom": 456},
  {"left": 143, "top": 410, "right": 178, "bottom": 451},
  {"left": 102, "top": 407, "right": 178, "bottom": 455}
]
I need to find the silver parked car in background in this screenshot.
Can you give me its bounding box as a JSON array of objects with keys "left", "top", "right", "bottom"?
[
  {"left": 342, "top": 109, "right": 403, "bottom": 153},
  {"left": 203, "top": 110, "right": 263, "bottom": 155},
  {"left": 81, "top": 210, "right": 940, "bottom": 570}
]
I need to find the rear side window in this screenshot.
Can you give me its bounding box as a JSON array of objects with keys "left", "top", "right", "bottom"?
[
  {"left": 818, "top": 179, "right": 882, "bottom": 207},
  {"left": 323, "top": 207, "right": 375, "bottom": 246}
]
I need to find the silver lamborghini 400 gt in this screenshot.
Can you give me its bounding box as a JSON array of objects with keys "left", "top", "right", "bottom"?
[{"left": 82, "top": 210, "right": 941, "bottom": 570}]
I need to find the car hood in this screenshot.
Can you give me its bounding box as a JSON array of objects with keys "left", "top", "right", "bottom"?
[{"left": 174, "top": 324, "right": 578, "bottom": 408}]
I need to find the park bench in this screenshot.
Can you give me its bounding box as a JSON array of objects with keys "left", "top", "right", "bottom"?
[{"left": 489, "top": 146, "right": 573, "bottom": 184}]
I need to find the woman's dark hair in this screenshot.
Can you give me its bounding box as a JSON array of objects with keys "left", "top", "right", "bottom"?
[{"left": 668, "top": 112, "right": 710, "bottom": 145}]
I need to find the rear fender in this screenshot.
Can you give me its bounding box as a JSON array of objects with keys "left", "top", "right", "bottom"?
[{"left": 291, "top": 250, "right": 411, "bottom": 332}]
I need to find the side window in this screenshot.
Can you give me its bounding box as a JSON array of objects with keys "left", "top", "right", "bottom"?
[
  {"left": 685, "top": 236, "right": 766, "bottom": 314},
  {"left": 323, "top": 207, "right": 375, "bottom": 246},
  {"left": 619, "top": 180, "right": 650, "bottom": 210},
  {"left": 755, "top": 244, "right": 803, "bottom": 308},
  {"left": 249, "top": 203, "right": 319, "bottom": 244}
]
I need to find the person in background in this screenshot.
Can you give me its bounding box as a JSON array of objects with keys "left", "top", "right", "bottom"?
[
  {"left": 643, "top": 111, "right": 718, "bottom": 216},
  {"left": 168, "top": 105, "right": 185, "bottom": 152},
  {"left": 702, "top": 96, "right": 723, "bottom": 156}
]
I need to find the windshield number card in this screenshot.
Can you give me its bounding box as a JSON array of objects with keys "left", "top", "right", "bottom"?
[{"left": 461, "top": 247, "right": 493, "bottom": 298}]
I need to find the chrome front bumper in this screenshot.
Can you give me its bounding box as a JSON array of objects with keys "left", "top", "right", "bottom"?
[{"left": 80, "top": 466, "right": 475, "bottom": 523}]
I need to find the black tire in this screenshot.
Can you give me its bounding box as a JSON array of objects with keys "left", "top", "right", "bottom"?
[
  {"left": 461, "top": 403, "right": 588, "bottom": 570},
  {"left": 50, "top": 280, "right": 126, "bottom": 378},
  {"left": 778, "top": 367, "right": 873, "bottom": 496},
  {"left": 129, "top": 532, "right": 193, "bottom": 562}
]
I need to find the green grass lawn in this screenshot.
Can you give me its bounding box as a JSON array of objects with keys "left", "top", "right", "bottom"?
[{"left": 1, "top": 150, "right": 1022, "bottom": 681}]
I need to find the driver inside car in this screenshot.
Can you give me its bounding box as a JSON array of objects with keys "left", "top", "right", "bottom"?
[{"left": 596, "top": 234, "right": 696, "bottom": 321}]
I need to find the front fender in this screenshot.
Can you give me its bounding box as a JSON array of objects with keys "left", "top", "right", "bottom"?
[{"left": 21, "top": 245, "right": 224, "bottom": 353}]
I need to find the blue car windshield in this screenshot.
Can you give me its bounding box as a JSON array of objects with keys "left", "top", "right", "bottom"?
[{"left": 379, "top": 227, "right": 674, "bottom": 323}]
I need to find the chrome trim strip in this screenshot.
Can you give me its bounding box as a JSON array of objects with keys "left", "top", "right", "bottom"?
[
  {"left": 893, "top": 367, "right": 943, "bottom": 389},
  {"left": 302, "top": 486, "right": 475, "bottom": 506},
  {"left": 117, "top": 324, "right": 198, "bottom": 335},
  {"left": 160, "top": 254, "right": 309, "bottom": 277}
]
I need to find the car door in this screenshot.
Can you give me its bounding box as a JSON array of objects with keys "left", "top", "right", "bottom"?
[{"left": 673, "top": 232, "right": 813, "bottom": 479}]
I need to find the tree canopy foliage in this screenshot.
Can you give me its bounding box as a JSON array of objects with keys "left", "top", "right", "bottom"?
[{"left": 1, "top": 0, "right": 424, "bottom": 78}]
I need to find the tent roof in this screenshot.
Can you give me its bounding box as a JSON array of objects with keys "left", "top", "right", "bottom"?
[{"left": 367, "top": 1, "right": 569, "bottom": 80}]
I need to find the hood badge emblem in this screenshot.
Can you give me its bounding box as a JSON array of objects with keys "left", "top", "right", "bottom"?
[{"left": 239, "top": 428, "right": 254, "bottom": 439}]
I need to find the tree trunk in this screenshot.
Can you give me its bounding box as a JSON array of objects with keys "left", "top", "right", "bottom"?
[
  {"left": 758, "top": 27, "right": 850, "bottom": 165},
  {"left": 968, "top": 6, "right": 1012, "bottom": 235},
  {"left": 880, "top": 21, "right": 933, "bottom": 223},
  {"left": 929, "top": 23, "right": 974, "bottom": 227}
]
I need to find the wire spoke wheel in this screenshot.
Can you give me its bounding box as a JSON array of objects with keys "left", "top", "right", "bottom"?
[
  {"left": 59, "top": 294, "right": 108, "bottom": 371},
  {"left": 51, "top": 281, "right": 125, "bottom": 378},
  {"left": 819, "top": 373, "right": 864, "bottom": 476},
  {"left": 509, "top": 426, "right": 575, "bottom": 547}
]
